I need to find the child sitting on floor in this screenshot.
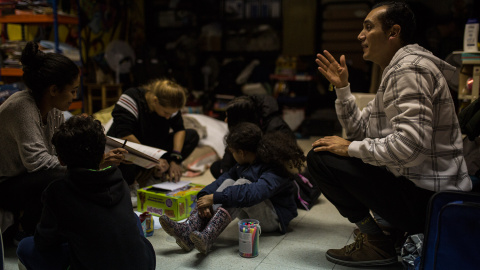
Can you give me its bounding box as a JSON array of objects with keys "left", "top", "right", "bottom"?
[
  {"left": 160, "top": 122, "right": 305, "bottom": 254},
  {"left": 16, "top": 115, "right": 156, "bottom": 270}
]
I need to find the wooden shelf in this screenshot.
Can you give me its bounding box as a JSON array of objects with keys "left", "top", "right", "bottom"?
[
  {"left": 1, "top": 68, "right": 23, "bottom": 77},
  {"left": 0, "top": 14, "right": 78, "bottom": 24}
]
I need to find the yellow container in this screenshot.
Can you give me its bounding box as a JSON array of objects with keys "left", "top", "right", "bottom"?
[{"left": 137, "top": 183, "right": 204, "bottom": 221}]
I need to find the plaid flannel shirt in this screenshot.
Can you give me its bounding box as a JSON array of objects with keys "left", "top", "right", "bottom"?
[{"left": 337, "top": 44, "right": 471, "bottom": 192}]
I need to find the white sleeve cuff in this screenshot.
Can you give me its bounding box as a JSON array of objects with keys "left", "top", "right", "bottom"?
[
  {"left": 348, "top": 140, "right": 362, "bottom": 158},
  {"left": 335, "top": 83, "right": 351, "bottom": 100}
]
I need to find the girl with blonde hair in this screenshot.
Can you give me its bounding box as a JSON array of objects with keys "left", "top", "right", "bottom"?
[{"left": 108, "top": 78, "right": 199, "bottom": 184}]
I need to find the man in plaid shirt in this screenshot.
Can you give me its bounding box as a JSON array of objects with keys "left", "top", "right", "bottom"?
[{"left": 307, "top": 1, "right": 472, "bottom": 267}]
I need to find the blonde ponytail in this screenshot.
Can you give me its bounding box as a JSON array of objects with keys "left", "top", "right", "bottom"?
[{"left": 144, "top": 79, "right": 187, "bottom": 109}]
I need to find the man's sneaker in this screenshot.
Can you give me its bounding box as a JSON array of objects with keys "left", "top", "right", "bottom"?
[
  {"left": 326, "top": 232, "right": 398, "bottom": 267},
  {"left": 353, "top": 226, "right": 407, "bottom": 254},
  {"left": 13, "top": 231, "right": 30, "bottom": 246}
]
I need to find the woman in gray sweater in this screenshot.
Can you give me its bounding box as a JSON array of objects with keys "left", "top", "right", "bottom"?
[{"left": 0, "top": 41, "right": 126, "bottom": 241}]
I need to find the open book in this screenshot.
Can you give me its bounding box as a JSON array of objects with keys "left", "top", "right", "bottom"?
[{"left": 105, "top": 136, "right": 167, "bottom": 169}]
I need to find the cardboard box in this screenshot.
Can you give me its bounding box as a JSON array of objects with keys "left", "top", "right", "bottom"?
[{"left": 137, "top": 183, "right": 205, "bottom": 221}]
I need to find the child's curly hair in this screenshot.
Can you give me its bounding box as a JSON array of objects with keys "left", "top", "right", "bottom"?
[
  {"left": 52, "top": 115, "right": 106, "bottom": 169},
  {"left": 258, "top": 131, "right": 306, "bottom": 177},
  {"left": 226, "top": 122, "right": 305, "bottom": 177}
]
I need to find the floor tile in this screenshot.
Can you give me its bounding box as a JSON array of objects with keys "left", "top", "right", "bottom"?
[{"left": 262, "top": 239, "right": 334, "bottom": 270}]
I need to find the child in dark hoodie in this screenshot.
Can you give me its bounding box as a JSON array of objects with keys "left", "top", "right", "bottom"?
[{"left": 16, "top": 115, "right": 156, "bottom": 270}]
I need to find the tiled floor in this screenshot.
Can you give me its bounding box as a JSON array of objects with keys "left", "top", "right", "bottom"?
[{"left": 2, "top": 138, "right": 404, "bottom": 269}]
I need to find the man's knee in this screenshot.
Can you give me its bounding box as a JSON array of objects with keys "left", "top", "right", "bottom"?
[
  {"left": 306, "top": 149, "right": 330, "bottom": 171},
  {"left": 306, "top": 148, "right": 318, "bottom": 166}
]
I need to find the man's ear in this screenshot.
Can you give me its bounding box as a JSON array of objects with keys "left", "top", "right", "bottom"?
[{"left": 389, "top": 24, "right": 401, "bottom": 40}]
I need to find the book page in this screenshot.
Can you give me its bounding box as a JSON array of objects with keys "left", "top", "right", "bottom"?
[
  {"left": 104, "top": 144, "right": 159, "bottom": 169},
  {"left": 105, "top": 136, "right": 168, "bottom": 169},
  {"left": 106, "top": 136, "right": 167, "bottom": 162},
  {"left": 152, "top": 181, "right": 191, "bottom": 191}
]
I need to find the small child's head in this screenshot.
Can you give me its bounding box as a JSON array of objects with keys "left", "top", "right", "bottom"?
[
  {"left": 226, "top": 122, "right": 306, "bottom": 176},
  {"left": 225, "top": 122, "right": 262, "bottom": 165},
  {"left": 145, "top": 79, "right": 187, "bottom": 118},
  {"left": 52, "top": 114, "right": 106, "bottom": 170},
  {"left": 225, "top": 96, "right": 261, "bottom": 129}
]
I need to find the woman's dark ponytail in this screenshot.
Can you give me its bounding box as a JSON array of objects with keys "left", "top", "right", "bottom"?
[
  {"left": 20, "top": 41, "right": 44, "bottom": 72},
  {"left": 21, "top": 41, "right": 79, "bottom": 102}
]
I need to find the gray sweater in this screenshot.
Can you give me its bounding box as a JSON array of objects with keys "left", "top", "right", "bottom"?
[{"left": 0, "top": 90, "right": 64, "bottom": 182}]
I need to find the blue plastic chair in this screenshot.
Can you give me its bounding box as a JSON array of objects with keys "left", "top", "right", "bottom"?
[{"left": 420, "top": 191, "right": 480, "bottom": 270}]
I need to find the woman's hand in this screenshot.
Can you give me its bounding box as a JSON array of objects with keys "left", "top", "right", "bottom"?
[
  {"left": 312, "top": 136, "right": 352, "bottom": 157},
  {"left": 153, "top": 159, "right": 170, "bottom": 178},
  {"left": 101, "top": 148, "right": 128, "bottom": 168},
  {"left": 197, "top": 194, "right": 214, "bottom": 209},
  {"left": 168, "top": 162, "right": 182, "bottom": 183},
  {"left": 316, "top": 50, "right": 349, "bottom": 88}
]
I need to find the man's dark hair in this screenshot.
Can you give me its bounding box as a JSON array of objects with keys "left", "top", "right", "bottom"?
[
  {"left": 52, "top": 115, "right": 106, "bottom": 169},
  {"left": 373, "top": 1, "right": 416, "bottom": 45}
]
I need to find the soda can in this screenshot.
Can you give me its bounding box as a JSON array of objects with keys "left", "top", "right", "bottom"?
[{"left": 139, "top": 211, "right": 154, "bottom": 237}]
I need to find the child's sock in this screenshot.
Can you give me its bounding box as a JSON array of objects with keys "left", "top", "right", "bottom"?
[{"left": 355, "top": 215, "right": 383, "bottom": 235}]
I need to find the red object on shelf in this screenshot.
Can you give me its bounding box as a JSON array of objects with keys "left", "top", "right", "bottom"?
[
  {"left": 68, "top": 100, "right": 83, "bottom": 111},
  {"left": 0, "top": 67, "right": 22, "bottom": 76},
  {"left": 0, "top": 13, "right": 78, "bottom": 24}
]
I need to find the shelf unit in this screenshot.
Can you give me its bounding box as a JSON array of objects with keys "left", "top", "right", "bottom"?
[
  {"left": 0, "top": 13, "right": 79, "bottom": 78},
  {"left": 143, "top": 0, "right": 282, "bottom": 91},
  {"left": 0, "top": 14, "right": 78, "bottom": 76},
  {"left": 0, "top": 1, "right": 82, "bottom": 111},
  {"left": 458, "top": 52, "right": 480, "bottom": 112}
]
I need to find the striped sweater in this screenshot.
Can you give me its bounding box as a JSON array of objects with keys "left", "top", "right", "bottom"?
[{"left": 107, "top": 87, "right": 184, "bottom": 151}]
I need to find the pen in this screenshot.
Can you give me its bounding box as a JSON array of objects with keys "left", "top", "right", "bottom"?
[{"left": 122, "top": 140, "right": 127, "bottom": 148}]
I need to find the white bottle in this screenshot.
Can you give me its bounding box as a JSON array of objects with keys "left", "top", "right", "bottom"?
[{"left": 464, "top": 18, "right": 479, "bottom": 52}]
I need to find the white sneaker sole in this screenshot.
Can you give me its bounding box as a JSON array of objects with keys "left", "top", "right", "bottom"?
[{"left": 325, "top": 253, "right": 398, "bottom": 267}]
